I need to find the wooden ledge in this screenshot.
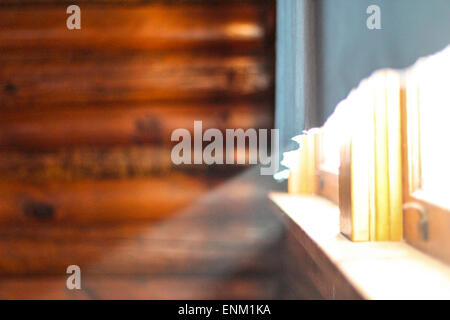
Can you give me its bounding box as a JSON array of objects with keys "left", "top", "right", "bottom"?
[{"left": 270, "top": 192, "right": 450, "bottom": 300}]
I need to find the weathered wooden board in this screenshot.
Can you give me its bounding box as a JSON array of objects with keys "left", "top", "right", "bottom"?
[
  {"left": 0, "top": 175, "right": 220, "bottom": 224},
  {"left": 0, "top": 53, "right": 271, "bottom": 109},
  {"left": 0, "top": 235, "right": 280, "bottom": 276},
  {"left": 0, "top": 4, "right": 271, "bottom": 51},
  {"left": 0, "top": 169, "right": 285, "bottom": 300},
  {"left": 0, "top": 103, "right": 272, "bottom": 151},
  {"left": 0, "top": 146, "right": 254, "bottom": 182},
  {"left": 0, "top": 276, "right": 279, "bottom": 300},
  {"left": 0, "top": 0, "right": 277, "bottom": 300}
]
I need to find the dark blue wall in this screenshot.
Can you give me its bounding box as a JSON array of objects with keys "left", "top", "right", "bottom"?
[{"left": 317, "top": 0, "right": 450, "bottom": 122}]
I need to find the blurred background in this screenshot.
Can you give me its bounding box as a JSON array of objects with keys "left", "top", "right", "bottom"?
[
  {"left": 0, "top": 0, "right": 289, "bottom": 299},
  {"left": 3, "top": 0, "right": 450, "bottom": 300}
]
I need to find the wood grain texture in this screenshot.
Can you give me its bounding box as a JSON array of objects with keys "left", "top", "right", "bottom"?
[
  {"left": 281, "top": 230, "right": 323, "bottom": 300},
  {"left": 0, "top": 276, "right": 279, "bottom": 300},
  {"left": 0, "top": 3, "right": 274, "bottom": 50},
  {"left": 0, "top": 146, "right": 253, "bottom": 182},
  {"left": 0, "top": 0, "right": 277, "bottom": 299},
  {"left": 0, "top": 175, "right": 220, "bottom": 225},
  {"left": 0, "top": 146, "right": 174, "bottom": 181},
  {"left": 274, "top": 194, "right": 363, "bottom": 299},
  {"left": 0, "top": 52, "right": 271, "bottom": 109},
  {"left": 0, "top": 168, "right": 285, "bottom": 299},
  {"left": 0, "top": 103, "right": 272, "bottom": 151},
  {"left": 0, "top": 235, "right": 279, "bottom": 276},
  {"left": 0, "top": 5, "right": 270, "bottom": 51}
]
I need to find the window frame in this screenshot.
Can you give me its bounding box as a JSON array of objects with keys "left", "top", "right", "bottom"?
[
  {"left": 315, "top": 130, "right": 339, "bottom": 205},
  {"left": 401, "top": 73, "right": 450, "bottom": 264},
  {"left": 288, "top": 134, "right": 316, "bottom": 195},
  {"left": 288, "top": 62, "right": 450, "bottom": 262}
]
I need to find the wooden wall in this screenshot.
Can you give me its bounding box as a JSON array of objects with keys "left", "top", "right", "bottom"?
[
  {"left": 0, "top": 0, "right": 278, "bottom": 299},
  {"left": 0, "top": 0, "right": 275, "bottom": 224}
]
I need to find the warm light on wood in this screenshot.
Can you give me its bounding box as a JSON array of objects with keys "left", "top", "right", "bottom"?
[
  {"left": 297, "top": 70, "right": 404, "bottom": 242},
  {"left": 288, "top": 133, "right": 317, "bottom": 195},
  {"left": 341, "top": 70, "right": 403, "bottom": 241}
]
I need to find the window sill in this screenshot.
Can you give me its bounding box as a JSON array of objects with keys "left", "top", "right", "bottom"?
[{"left": 269, "top": 192, "right": 450, "bottom": 300}]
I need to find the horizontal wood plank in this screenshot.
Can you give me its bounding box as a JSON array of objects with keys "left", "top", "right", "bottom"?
[
  {"left": 0, "top": 103, "right": 273, "bottom": 151},
  {"left": 0, "top": 175, "right": 220, "bottom": 224},
  {"left": 0, "top": 5, "right": 270, "bottom": 51},
  {"left": 0, "top": 235, "right": 279, "bottom": 276},
  {"left": 0, "top": 53, "right": 271, "bottom": 109},
  {"left": 0, "top": 0, "right": 272, "bottom": 5},
  {"left": 0, "top": 275, "right": 279, "bottom": 300},
  {"left": 0, "top": 146, "right": 255, "bottom": 182},
  {"left": 0, "top": 168, "right": 284, "bottom": 280}
]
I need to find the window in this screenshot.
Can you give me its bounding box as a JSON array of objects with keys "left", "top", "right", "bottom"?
[
  {"left": 402, "top": 48, "right": 450, "bottom": 264},
  {"left": 290, "top": 69, "right": 403, "bottom": 242},
  {"left": 338, "top": 71, "right": 402, "bottom": 242},
  {"left": 288, "top": 45, "right": 450, "bottom": 265}
]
